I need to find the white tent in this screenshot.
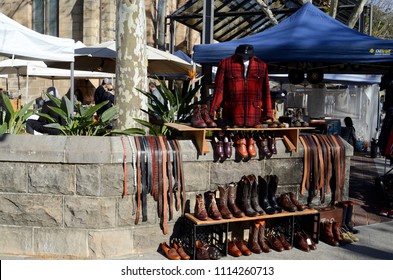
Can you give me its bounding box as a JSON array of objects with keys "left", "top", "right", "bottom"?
[
  {"left": 0, "top": 12, "right": 76, "bottom": 106},
  {"left": 0, "top": 13, "right": 74, "bottom": 62},
  {"left": 67, "top": 40, "right": 199, "bottom": 76},
  {"left": 0, "top": 58, "right": 114, "bottom": 101}
]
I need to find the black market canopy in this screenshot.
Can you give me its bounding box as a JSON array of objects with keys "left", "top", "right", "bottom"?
[{"left": 193, "top": 2, "right": 393, "bottom": 75}]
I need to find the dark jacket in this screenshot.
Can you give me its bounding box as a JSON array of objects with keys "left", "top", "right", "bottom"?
[{"left": 94, "top": 85, "right": 115, "bottom": 116}]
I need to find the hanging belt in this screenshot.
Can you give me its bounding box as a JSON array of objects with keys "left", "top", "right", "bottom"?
[
  {"left": 155, "top": 136, "right": 163, "bottom": 218},
  {"left": 311, "top": 134, "right": 325, "bottom": 203},
  {"left": 134, "top": 136, "right": 142, "bottom": 225},
  {"left": 164, "top": 137, "right": 174, "bottom": 221},
  {"left": 317, "top": 134, "right": 332, "bottom": 195},
  {"left": 158, "top": 136, "right": 168, "bottom": 235},
  {"left": 147, "top": 136, "right": 159, "bottom": 201},
  {"left": 169, "top": 140, "right": 180, "bottom": 212},
  {"left": 139, "top": 136, "right": 149, "bottom": 222},
  {"left": 174, "top": 139, "right": 186, "bottom": 214},
  {"left": 299, "top": 135, "right": 310, "bottom": 195},
  {"left": 303, "top": 135, "right": 317, "bottom": 204},
  {"left": 121, "top": 135, "right": 128, "bottom": 197},
  {"left": 128, "top": 136, "right": 137, "bottom": 216}
]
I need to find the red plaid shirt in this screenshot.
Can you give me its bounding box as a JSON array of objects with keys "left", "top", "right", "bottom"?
[{"left": 210, "top": 55, "right": 272, "bottom": 127}]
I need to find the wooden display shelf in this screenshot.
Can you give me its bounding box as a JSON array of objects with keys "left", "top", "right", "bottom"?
[
  {"left": 185, "top": 208, "right": 319, "bottom": 225},
  {"left": 165, "top": 122, "right": 314, "bottom": 155}
]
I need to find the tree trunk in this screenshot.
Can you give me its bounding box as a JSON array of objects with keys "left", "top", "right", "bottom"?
[
  {"left": 157, "top": 0, "right": 166, "bottom": 50},
  {"left": 329, "top": 0, "right": 338, "bottom": 18},
  {"left": 114, "top": 0, "right": 148, "bottom": 130},
  {"left": 347, "top": 0, "right": 368, "bottom": 29}
]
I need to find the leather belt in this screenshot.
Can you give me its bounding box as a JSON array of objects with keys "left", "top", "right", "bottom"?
[
  {"left": 139, "top": 136, "right": 149, "bottom": 222},
  {"left": 121, "top": 135, "right": 128, "bottom": 197},
  {"left": 158, "top": 136, "right": 168, "bottom": 235},
  {"left": 299, "top": 135, "right": 310, "bottom": 196},
  {"left": 316, "top": 134, "right": 332, "bottom": 195},
  {"left": 169, "top": 140, "right": 180, "bottom": 212},
  {"left": 164, "top": 137, "right": 174, "bottom": 221},
  {"left": 174, "top": 139, "right": 186, "bottom": 214},
  {"left": 134, "top": 136, "right": 142, "bottom": 225},
  {"left": 311, "top": 134, "right": 325, "bottom": 203},
  {"left": 147, "top": 136, "right": 159, "bottom": 201}
]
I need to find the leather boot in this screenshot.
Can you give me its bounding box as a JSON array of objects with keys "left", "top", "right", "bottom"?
[
  {"left": 235, "top": 134, "right": 248, "bottom": 158},
  {"left": 223, "top": 136, "right": 232, "bottom": 158},
  {"left": 227, "top": 182, "right": 245, "bottom": 218},
  {"left": 234, "top": 239, "right": 252, "bottom": 256},
  {"left": 344, "top": 201, "right": 359, "bottom": 234},
  {"left": 332, "top": 221, "right": 344, "bottom": 246},
  {"left": 278, "top": 193, "right": 297, "bottom": 212},
  {"left": 248, "top": 174, "right": 264, "bottom": 215},
  {"left": 267, "top": 175, "right": 283, "bottom": 213},
  {"left": 191, "top": 104, "right": 207, "bottom": 128},
  {"left": 248, "top": 222, "right": 262, "bottom": 254},
  {"left": 257, "top": 176, "right": 275, "bottom": 215},
  {"left": 228, "top": 241, "right": 242, "bottom": 257},
  {"left": 200, "top": 104, "right": 217, "bottom": 128},
  {"left": 320, "top": 219, "right": 339, "bottom": 246},
  {"left": 194, "top": 193, "right": 208, "bottom": 221},
  {"left": 257, "top": 134, "right": 272, "bottom": 159},
  {"left": 257, "top": 221, "right": 271, "bottom": 253},
  {"left": 217, "top": 185, "right": 233, "bottom": 219},
  {"left": 294, "top": 232, "right": 310, "bottom": 252},
  {"left": 238, "top": 176, "right": 258, "bottom": 217},
  {"left": 268, "top": 135, "right": 277, "bottom": 154},
  {"left": 289, "top": 192, "right": 307, "bottom": 211},
  {"left": 207, "top": 192, "right": 223, "bottom": 220},
  {"left": 247, "top": 134, "right": 257, "bottom": 158}
]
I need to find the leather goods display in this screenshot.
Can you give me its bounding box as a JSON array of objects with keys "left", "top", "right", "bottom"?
[
  {"left": 130, "top": 136, "right": 185, "bottom": 235},
  {"left": 300, "top": 134, "right": 346, "bottom": 205}
]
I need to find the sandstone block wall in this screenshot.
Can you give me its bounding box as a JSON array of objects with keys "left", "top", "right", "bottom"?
[{"left": 0, "top": 134, "right": 352, "bottom": 259}]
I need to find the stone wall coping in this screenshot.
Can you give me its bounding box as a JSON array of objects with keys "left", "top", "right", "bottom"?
[{"left": 0, "top": 134, "right": 353, "bottom": 164}]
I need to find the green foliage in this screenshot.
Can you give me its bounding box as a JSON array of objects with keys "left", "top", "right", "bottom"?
[
  {"left": 40, "top": 93, "right": 144, "bottom": 136},
  {"left": 0, "top": 93, "right": 34, "bottom": 134},
  {"left": 134, "top": 79, "right": 204, "bottom": 136}
]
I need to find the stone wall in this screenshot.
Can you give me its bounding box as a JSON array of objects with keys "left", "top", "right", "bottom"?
[{"left": 0, "top": 134, "right": 352, "bottom": 259}]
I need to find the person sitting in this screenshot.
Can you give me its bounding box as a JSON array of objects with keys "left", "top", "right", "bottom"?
[
  {"left": 340, "top": 116, "right": 357, "bottom": 148},
  {"left": 94, "top": 78, "right": 115, "bottom": 117},
  {"left": 26, "top": 87, "right": 64, "bottom": 135}
]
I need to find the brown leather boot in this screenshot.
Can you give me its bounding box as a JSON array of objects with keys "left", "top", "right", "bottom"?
[
  {"left": 257, "top": 221, "right": 271, "bottom": 253},
  {"left": 288, "top": 192, "right": 307, "bottom": 211},
  {"left": 248, "top": 174, "right": 264, "bottom": 215},
  {"left": 227, "top": 182, "right": 245, "bottom": 218},
  {"left": 194, "top": 194, "right": 208, "bottom": 221},
  {"left": 278, "top": 193, "right": 297, "bottom": 212},
  {"left": 200, "top": 104, "right": 217, "bottom": 128},
  {"left": 248, "top": 222, "right": 262, "bottom": 254},
  {"left": 217, "top": 185, "right": 233, "bottom": 219},
  {"left": 332, "top": 221, "right": 344, "bottom": 245},
  {"left": 238, "top": 176, "right": 258, "bottom": 217},
  {"left": 191, "top": 104, "right": 207, "bottom": 128},
  {"left": 320, "top": 219, "right": 339, "bottom": 246},
  {"left": 207, "top": 192, "right": 222, "bottom": 220}
]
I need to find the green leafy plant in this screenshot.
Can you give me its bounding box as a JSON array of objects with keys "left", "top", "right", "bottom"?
[
  {"left": 134, "top": 77, "right": 205, "bottom": 136},
  {"left": 0, "top": 93, "right": 34, "bottom": 134},
  {"left": 40, "top": 93, "right": 144, "bottom": 136}
]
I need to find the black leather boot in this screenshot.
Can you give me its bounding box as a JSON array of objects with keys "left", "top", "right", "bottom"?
[
  {"left": 237, "top": 176, "right": 258, "bottom": 217},
  {"left": 267, "top": 175, "right": 283, "bottom": 213},
  {"left": 248, "top": 174, "right": 264, "bottom": 215},
  {"left": 344, "top": 201, "right": 359, "bottom": 234},
  {"left": 257, "top": 176, "right": 275, "bottom": 214}
]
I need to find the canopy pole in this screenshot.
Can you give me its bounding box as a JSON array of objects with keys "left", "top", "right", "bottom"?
[{"left": 70, "top": 62, "right": 75, "bottom": 115}]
